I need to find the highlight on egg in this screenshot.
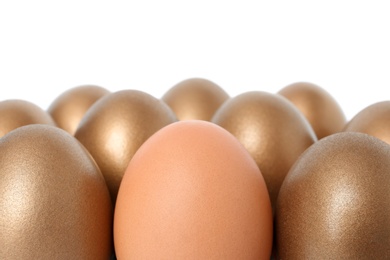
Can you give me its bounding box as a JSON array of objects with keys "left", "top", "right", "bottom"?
[
  {"left": 278, "top": 81, "right": 346, "bottom": 139},
  {"left": 0, "top": 125, "right": 112, "bottom": 259},
  {"left": 114, "top": 120, "right": 273, "bottom": 259},
  {"left": 48, "top": 84, "right": 110, "bottom": 135},
  {"left": 162, "top": 77, "right": 229, "bottom": 121},
  {"left": 75, "top": 89, "right": 177, "bottom": 204},
  {"left": 212, "top": 91, "right": 317, "bottom": 208},
  {"left": 276, "top": 132, "right": 390, "bottom": 259}
]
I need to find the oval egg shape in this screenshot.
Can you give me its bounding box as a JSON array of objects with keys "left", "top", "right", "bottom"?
[
  {"left": 162, "top": 77, "right": 229, "bottom": 121},
  {"left": 0, "top": 125, "right": 112, "bottom": 259},
  {"left": 75, "top": 89, "right": 177, "bottom": 203},
  {"left": 278, "top": 81, "right": 346, "bottom": 139},
  {"left": 344, "top": 101, "right": 390, "bottom": 144},
  {"left": 114, "top": 120, "right": 273, "bottom": 259},
  {"left": 276, "top": 132, "right": 390, "bottom": 259},
  {"left": 0, "top": 99, "right": 55, "bottom": 138},
  {"left": 48, "top": 84, "right": 110, "bottom": 135},
  {"left": 212, "top": 91, "right": 317, "bottom": 208}
]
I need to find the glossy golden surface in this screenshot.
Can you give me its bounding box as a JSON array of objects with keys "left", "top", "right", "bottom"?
[
  {"left": 75, "top": 90, "right": 177, "bottom": 203},
  {"left": 278, "top": 82, "right": 346, "bottom": 139},
  {"left": 0, "top": 100, "right": 55, "bottom": 138},
  {"left": 0, "top": 125, "right": 112, "bottom": 259},
  {"left": 48, "top": 85, "right": 110, "bottom": 135},
  {"left": 162, "top": 78, "right": 229, "bottom": 121},
  {"left": 344, "top": 101, "right": 390, "bottom": 144},
  {"left": 212, "top": 91, "right": 317, "bottom": 208},
  {"left": 276, "top": 132, "right": 390, "bottom": 259}
]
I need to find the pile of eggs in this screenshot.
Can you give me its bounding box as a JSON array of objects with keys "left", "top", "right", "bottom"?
[{"left": 1, "top": 78, "right": 390, "bottom": 259}]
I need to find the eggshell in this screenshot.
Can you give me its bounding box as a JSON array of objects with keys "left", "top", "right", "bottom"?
[
  {"left": 48, "top": 85, "right": 110, "bottom": 135},
  {"left": 344, "top": 101, "right": 390, "bottom": 144},
  {"left": 0, "top": 125, "right": 112, "bottom": 259},
  {"left": 276, "top": 132, "right": 390, "bottom": 258},
  {"left": 74, "top": 90, "right": 177, "bottom": 203},
  {"left": 212, "top": 91, "right": 317, "bottom": 208},
  {"left": 162, "top": 77, "right": 229, "bottom": 121},
  {"left": 278, "top": 82, "right": 346, "bottom": 139},
  {"left": 0, "top": 99, "right": 55, "bottom": 138},
  {"left": 114, "top": 120, "right": 273, "bottom": 259}
]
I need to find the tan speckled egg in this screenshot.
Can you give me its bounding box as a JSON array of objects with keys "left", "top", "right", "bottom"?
[
  {"left": 0, "top": 125, "right": 112, "bottom": 259},
  {"left": 48, "top": 85, "right": 110, "bottom": 135},
  {"left": 74, "top": 90, "right": 177, "bottom": 203},
  {"left": 162, "top": 78, "right": 229, "bottom": 121},
  {"left": 278, "top": 82, "right": 346, "bottom": 139},
  {"left": 0, "top": 100, "right": 55, "bottom": 138},
  {"left": 212, "top": 91, "right": 317, "bottom": 208},
  {"left": 114, "top": 120, "right": 273, "bottom": 259},
  {"left": 276, "top": 132, "right": 390, "bottom": 259},
  {"left": 344, "top": 101, "right": 390, "bottom": 144}
]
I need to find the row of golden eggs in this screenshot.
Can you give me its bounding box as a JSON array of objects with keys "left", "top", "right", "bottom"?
[{"left": 1, "top": 78, "right": 390, "bottom": 259}]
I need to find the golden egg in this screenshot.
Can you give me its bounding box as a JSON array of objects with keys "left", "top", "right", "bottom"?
[
  {"left": 276, "top": 132, "right": 390, "bottom": 258},
  {"left": 212, "top": 91, "right": 317, "bottom": 208},
  {"left": 162, "top": 78, "right": 229, "bottom": 121},
  {"left": 48, "top": 85, "right": 110, "bottom": 135},
  {"left": 278, "top": 82, "right": 346, "bottom": 139},
  {"left": 344, "top": 101, "right": 390, "bottom": 144},
  {"left": 75, "top": 90, "right": 177, "bottom": 203},
  {"left": 0, "top": 99, "right": 55, "bottom": 138},
  {"left": 0, "top": 125, "right": 112, "bottom": 258}
]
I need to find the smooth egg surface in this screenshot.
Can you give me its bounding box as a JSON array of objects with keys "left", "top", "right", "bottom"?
[
  {"left": 278, "top": 82, "right": 346, "bottom": 139},
  {"left": 114, "top": 120, "right": 273, "bottom": 259},
  {"left": 0, "top": 125, "right": 112, "bottom": 259},
  {"left": 344, "top": 101, "right": 390, "bottom": 144},
  {"left": 75, "top": 89, "right": 177, "bottom": 203},
  {"left": 0, "top": 99, "right": 55, "bottom": 138},
  {"left": 48, "top": 85, "right": 110, "bottom": 135},
  {"left": 212, "top": 91, "right": 317, "bottom": 208},
  {"left": 276, "top": 132, "right": 390, "bottom": 259},
  {"left": 162, "top": 77, "right": 229, "bottom": 121}
]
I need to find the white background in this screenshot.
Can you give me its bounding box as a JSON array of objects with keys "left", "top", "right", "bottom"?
[{"left": 1, "top": 0, "right": 389, "bottom": 120}]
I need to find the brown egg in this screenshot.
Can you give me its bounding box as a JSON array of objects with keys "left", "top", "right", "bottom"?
[
  {"left": 276, "top": 132, "right": 390, "bottom": 258},
  {"left": 48, "top": 85, "right": 110, "bottom": 135},
  {"left": 212, "top": 91, "right": 317, "bottom": 208},
  {"left": 0, "top": 125, "right": 112, "bottom": 259},
  {"left": 75, "top": 90, "right": 177, "bottom": 203},
  {"left": 0, "top": 99, "right": 55, "bottom": 138},
  {"left": 344, "top": 101, "right": 390, "bottom": 144},
  {"left": 162, "top": 77, "right": 229, "bottom": 121},
  {"left": 114, "top": 120, "right": 273, "bottom": 259},
  {"left": 278, "top": 82, "right": 346, "bottom": 139}
]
